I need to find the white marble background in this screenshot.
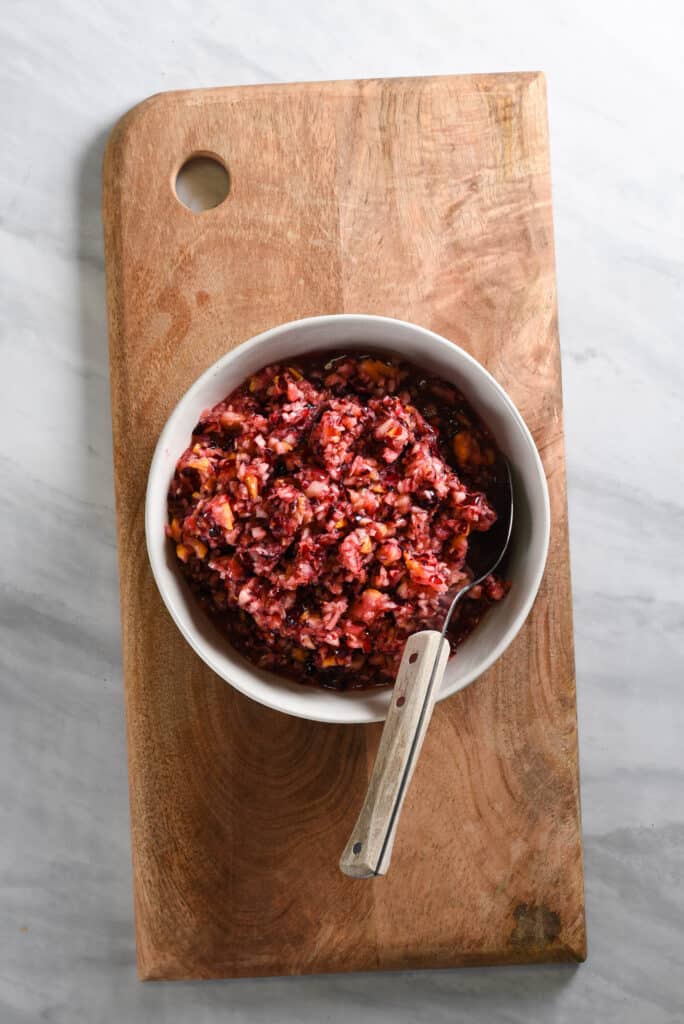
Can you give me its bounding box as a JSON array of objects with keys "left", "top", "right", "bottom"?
[{"left": 1, "top": 1, "right": 683, "bottom": 1021}]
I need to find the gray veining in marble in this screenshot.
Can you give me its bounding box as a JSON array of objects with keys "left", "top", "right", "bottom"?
[{"left": 1, "top": 1, "right": 683, "bottom": 1021}]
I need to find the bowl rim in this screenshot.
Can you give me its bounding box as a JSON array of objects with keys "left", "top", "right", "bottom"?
[{"left": 145, "top": 313, "right": 550, "bottom": 723}]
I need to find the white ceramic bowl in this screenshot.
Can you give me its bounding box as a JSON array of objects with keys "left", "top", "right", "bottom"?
[{"left": 146, "top": 315, "right": 550, "bottom": 724}]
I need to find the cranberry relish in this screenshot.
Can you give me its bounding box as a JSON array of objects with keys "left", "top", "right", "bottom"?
[{"left": 167, "top": 354, "right": 508, "bottom": 690}]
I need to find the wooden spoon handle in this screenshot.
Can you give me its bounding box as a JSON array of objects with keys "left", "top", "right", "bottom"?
[{"left": 339, "top": 630, "right": 450, "bottom": 878}]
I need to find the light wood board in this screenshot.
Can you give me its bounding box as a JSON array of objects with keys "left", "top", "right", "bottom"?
[{"left": 102, "top": 72, "right": 585, "bottom": 980}]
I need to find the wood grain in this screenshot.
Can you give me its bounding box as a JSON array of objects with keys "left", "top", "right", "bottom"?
[{"left": 102, "top": 73, "right": 585, "bottom": 979}]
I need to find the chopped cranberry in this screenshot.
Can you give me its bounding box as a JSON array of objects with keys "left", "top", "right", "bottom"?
[{"left": 167, "top": 353, "right": 508, "bottom": 689}]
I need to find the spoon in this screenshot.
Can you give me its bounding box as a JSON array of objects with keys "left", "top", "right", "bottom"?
[{"left": 339, "top": 458, "right": 514, "bottom": 878}]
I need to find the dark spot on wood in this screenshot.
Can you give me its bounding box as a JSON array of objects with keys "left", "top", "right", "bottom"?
[
  {"left": 509, "top": 902, "right": 561, "bottom": 949},
  {"left": 196, "top": 290, "right": 210, "bottom": 306},
  {"left": 158, "top": 285, "right": 192, "bottom": 350}
]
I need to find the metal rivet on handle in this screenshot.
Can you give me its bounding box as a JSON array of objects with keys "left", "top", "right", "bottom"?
[{"left": 353, "top": 842, "right": 362, "bottom": 854}]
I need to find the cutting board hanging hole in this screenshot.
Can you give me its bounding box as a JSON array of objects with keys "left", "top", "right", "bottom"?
[{"left": 175, "top": 154, "right": 230, "bottom": 212}]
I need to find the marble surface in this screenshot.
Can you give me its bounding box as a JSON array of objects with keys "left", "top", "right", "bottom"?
[{"left": 1, "top": 1, "right": 683, "bottom": 1020}]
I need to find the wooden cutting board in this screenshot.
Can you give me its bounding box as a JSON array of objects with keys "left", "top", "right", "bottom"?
[{"left": 103, "top": 73, "right": 585, "bottom": 980}]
